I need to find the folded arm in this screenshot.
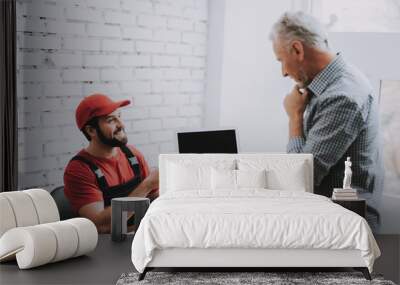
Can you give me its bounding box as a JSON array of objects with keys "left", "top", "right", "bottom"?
[
  {"left": 78, "top": 175, "right": 158, "bottom": 234},
  {"left": 287, "top": 95, "right": 365, "bottom": 186}
]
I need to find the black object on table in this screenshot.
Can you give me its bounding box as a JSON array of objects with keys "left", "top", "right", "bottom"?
[
  {"left": 111, "top": 197, "right": 150, "bottom": 242},
  {"left": 332, "top": 198, "right": 366, "bottom": 218}
]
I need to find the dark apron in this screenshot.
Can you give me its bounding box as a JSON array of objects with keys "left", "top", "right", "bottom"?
[{"left": 70, "top": 145, "right": 143, "bottom": 207}]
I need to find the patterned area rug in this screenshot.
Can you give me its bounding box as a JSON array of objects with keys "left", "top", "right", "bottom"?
[{"left": 116, "top": 271, "right": 396, "bottom": 285}]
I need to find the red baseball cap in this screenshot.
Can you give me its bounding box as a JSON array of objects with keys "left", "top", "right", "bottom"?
[{"left": 75, "top": 93, "right": 130, "bottom": 130}]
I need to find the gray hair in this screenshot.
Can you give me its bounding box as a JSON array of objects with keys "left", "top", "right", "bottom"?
[{"left": 270, "top": 11, "right": 330, "bottom": 50}]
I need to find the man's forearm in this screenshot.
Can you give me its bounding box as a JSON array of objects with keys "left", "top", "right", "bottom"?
[
  {"left": 128, "top": 179, "right": 153, "bottom": 198},
  {"left": 88, "top": 179, "right": 155, "bottom": 234},
  {"left": 91, "top": 206, "right": 112, "bottom": 234},
  {"left": 289, "top": 115, "right": 304, "bottom": 138},
  {"left": 95, "top": 204, "right": 136, "bottom": 234},
  {"left": 287, "top": 115, "right": 305, "bottom": 153}
]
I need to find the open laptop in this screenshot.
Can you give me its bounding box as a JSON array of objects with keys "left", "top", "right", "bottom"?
[{"left": 177, "top": 129, "right": 238, "bottom": 153}]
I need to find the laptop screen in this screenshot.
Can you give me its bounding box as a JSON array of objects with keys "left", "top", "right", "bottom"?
[{"left": 177, "top": 129, "right": 238, "bottom": 153}]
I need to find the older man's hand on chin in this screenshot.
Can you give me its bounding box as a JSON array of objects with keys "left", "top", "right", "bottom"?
[{"left": 283, "top": 85, "right": 310, "bottom": 138}]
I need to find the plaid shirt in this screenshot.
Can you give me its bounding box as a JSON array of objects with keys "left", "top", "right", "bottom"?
[{"left": 287, "top": 54, "right": 383, "bottom": 200}]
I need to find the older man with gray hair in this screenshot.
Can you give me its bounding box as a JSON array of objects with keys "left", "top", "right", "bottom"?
[{"left": 270, "top": 11, "right": 383, "bottom": 229}]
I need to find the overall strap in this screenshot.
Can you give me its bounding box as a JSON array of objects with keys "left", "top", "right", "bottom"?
[
  {"left": 70, "top": 147, "right": 144, "bottom": 208},
  {"left": 70, "top": 155, "right": 109, "bottom": 192},
  {"left": 102, "top": 176, "right": 142, "bottom": 207},
  {"left": 119, "top": 145, "right": 142, "bottom": 181}
]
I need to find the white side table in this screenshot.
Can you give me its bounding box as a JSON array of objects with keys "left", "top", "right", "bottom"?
[{"left": 111, "top": 197, "right": 150, "bottom": 242}]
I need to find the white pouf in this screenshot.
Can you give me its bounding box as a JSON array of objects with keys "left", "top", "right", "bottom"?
[{"left": 0, "top": 189, "right": 98, "bottom": 269}]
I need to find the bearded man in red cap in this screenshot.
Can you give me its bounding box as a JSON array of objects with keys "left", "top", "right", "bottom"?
[{"left": 64, "top": 93, "right": 159, "bottom": 233}]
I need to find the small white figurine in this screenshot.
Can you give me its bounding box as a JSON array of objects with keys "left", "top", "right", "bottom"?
[{"left": 343, "top": 157, "right": 352, "bottom": 189}]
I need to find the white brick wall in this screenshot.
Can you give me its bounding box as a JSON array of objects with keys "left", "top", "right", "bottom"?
[{"left": 17, "top": 0, "right": 208, "bottom": 190}]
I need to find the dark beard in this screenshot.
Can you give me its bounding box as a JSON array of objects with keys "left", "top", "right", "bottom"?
[{"left": 95, "top": 124, "right": 128, "bottom": 147}]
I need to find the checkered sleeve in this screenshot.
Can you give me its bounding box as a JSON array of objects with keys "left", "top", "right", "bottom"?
[
  {"left": 287, "top": 95, "right": 365, "bottom": 186},
  {"left": 287, "top": 137, "right": 306, "bottom": 153}
]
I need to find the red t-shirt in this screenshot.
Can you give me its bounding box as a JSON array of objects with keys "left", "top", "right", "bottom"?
[{"left": 64, "top": 146, "right": 153, "bottom": 213}]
